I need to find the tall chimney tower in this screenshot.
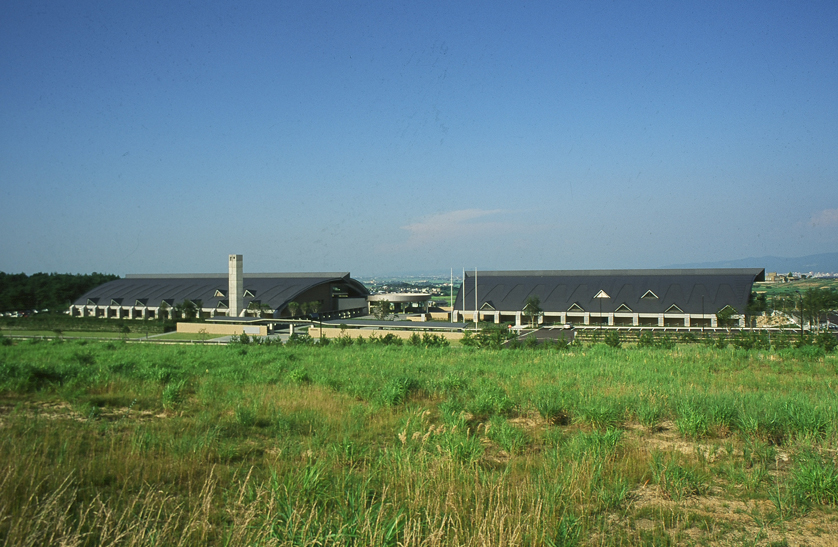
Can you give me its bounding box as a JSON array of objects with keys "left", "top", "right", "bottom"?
[{"left": 228, "top": 254, "right": 243, "bottom": 317}]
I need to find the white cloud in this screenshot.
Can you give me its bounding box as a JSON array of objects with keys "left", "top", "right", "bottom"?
[
  {"left": 402, "top": 209, "right": 504, "bottom": 239},
  {"left": 373, "top": 208, "right": 518, "bottom": 254},
  {"left": 810, "top": 208, "right": 838, "bottom": 227}
]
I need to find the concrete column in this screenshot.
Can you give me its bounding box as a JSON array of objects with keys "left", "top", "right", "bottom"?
[
  {"left": 141, "top": 308, "right": 147, "bottom": 319},
  {"left": 583, "top": 312, "right": 590, "bottom": 325},
  {"left": 289, "top": 323, "right": 295, "bottom": 335},
  {"left": 684, "top": 315, "right": 691, "bottom": 327},
  {"left": 632, "top": 313, "right": 639, "bottom": 326},
  {"left": 658, "top": 314, "right": 665, "bottom": 326},
  {"left": 515, "top": 311, "right": 522, "bottom": 327},
  {"left": 607, "top": 313, "right": 614, "bottom": 326},
  {"left": 561, "top": 312, "right": 567, "bottom": 324},
  {"left": 738, "top": 315, "right": 745, "bottom": 328},
  {"left": 710, "top": 316, "right": 717, "bottom": 327},
  {"left": 228, "top": 254, "right": 244, "bottom": 317},
  {"left": 494, "top": 312, "right": 500, "bottom": 324}
]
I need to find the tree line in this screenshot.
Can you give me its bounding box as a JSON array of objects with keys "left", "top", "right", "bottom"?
[{"left": 0, "top": 272, "right": 118, "bottom": 313}]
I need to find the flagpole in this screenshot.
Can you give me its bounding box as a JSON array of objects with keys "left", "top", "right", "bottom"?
[{"left": 475, "top": 267, "right": 478, "bottom": 329}]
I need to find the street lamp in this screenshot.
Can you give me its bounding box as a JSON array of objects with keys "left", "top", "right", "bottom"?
[
  {"left": 594, "top": 290, "right": 610, "bottom": 332},
  {"left": 795, "top": 291, "right": 804, "bottom": 338}
]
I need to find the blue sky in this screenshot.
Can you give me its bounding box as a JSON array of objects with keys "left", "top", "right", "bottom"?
[{"left": 2, "top": 1, "right": 836, "bottom": 276}]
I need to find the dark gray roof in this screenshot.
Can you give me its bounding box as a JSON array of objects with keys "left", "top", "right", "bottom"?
[
  {"left": 74, "top": 273, "right": 369, "bottom": 315},
  {"left": 455, "top": 269, "right": 765, "bottom": 315}
]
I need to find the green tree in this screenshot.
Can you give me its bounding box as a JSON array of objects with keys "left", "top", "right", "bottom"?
[
  {"left": 523, "top": 296, "right": 542, "bottom": 328},
  {"left": 158, "top": 301, "right": 171, "bottom": 321},
  {"left": 287, "top": 301, "right": 300, "bottom": 317},
  {"left": 247, "top": 300, "right": 270, "bottom": 317},
  {"left": 174, "top": 299, "right": 198, "bottom": 321},
  {"left": 746, "top": 291, "right": 766, "bottom": 321},
  {"left": 802, "top": 288, "right": 828, "bottom": 332},
  {"left": 0, "top": 271, "right": 118, "bottom": 312},
  {"left": 716, "top": 306, "right": 737, "bottom": 329},
  {"left": 604, "top": 330, "right": 622, "bottom": 348},
  {"left": 374, "top": 300, "right": 391, "bottom": 320}
]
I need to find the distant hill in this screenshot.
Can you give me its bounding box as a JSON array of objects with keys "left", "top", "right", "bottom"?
[{"left": 663, "top": 252, "right": 838, "bottom": 274}]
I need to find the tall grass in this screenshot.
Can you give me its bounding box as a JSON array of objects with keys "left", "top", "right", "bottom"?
[{"left": 0, "top": 339, "right": 836, "bottom": 545}]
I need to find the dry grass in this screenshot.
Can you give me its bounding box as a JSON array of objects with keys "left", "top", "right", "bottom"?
[{"left": 2, "top": 340, "right": 838, "bottom": 546}]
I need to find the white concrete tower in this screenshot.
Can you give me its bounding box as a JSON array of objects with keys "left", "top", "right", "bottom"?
[{"left": 228, "top": 254, "right": 244, "bottom": 317}]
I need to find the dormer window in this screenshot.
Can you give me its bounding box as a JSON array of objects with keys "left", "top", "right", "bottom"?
[
  {"left": 615, "top": 303, "right": 632, "bottom": 312},
  {"left": 214, "top": 289, "right": 226, "bottom": 297},
  {"left": 568, "top": 303, "right": 584, "bottom": 312},
  {"left": 244, "top": 289, "right": 255, "bottom": 298},
  {"left": 594, "top": 290, "right": 610, "bottom": 299},
  {"left": 641, "top": 290, "right": 659, "bottom": 299},
  {"left": 666, "top": 304, "right": 684, "bottom": 313}
]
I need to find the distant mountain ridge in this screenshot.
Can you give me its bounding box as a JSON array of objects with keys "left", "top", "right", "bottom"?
[{"left": 663, "top": 252, "right": 838, "bottom": 274}]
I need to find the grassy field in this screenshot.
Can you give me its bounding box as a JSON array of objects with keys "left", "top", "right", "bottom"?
[
  {"left": 0, "top": 330, "right": 152, "bottom": 339},
  {"left": 755, "top": 278, "right": 838, "bottom": 297},
  {"left": 1, "top": 337, "right": 837, "bottom": 546},
  {"left": 149, "top": 331, "right": 230, "bottom": 341}
]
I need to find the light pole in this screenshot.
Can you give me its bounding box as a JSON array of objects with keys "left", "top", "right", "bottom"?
[
  {"left": 796, "top": 291, "right": 804, "bottom": 338},
  {"left": 594, "top": 290, "right": 610, "bottom": 333}
]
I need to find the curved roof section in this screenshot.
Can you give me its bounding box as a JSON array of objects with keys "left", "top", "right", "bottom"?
[
  {"left": 74, "top": 273, "right": 369, "bottom": 314},
  {"left": 455, "top": 269, "right": 765, "bottom": 315}
]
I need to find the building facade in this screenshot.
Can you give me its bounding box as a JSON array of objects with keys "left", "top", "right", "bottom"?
[
  {"left": 70, "top": 256, "right": 369, "bottom": 321},
  {"left": 453, "top": 269, "right": 765, "bottom": 328}
]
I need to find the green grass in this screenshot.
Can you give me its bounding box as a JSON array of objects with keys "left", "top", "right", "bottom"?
[
  {"left": 150, "top": 332, "right": 229, "bottom": 341},
  {"left": 0, "top": 339, "right": 836, "bottom": 546},
  {"left": 0, "top": 329, "right": 150, "bottom": 339}
]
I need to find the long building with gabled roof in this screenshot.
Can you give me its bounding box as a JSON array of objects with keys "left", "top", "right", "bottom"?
[
  {"left": 453, "top": 268, "right": 765, "bottom": 328},
  {"left": 70, "top": 255, "right": 369, "bottom": 321}
]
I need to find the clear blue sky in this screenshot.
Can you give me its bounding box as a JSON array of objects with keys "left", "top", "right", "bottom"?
[{"left": 2, "top": 1, "right": 836, "bottom": 276}]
